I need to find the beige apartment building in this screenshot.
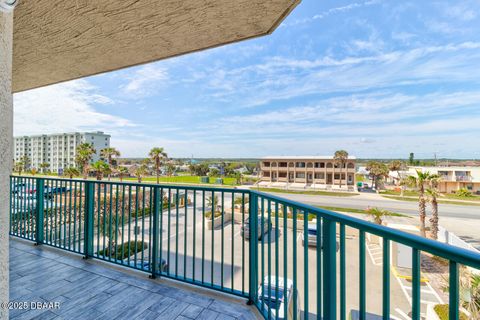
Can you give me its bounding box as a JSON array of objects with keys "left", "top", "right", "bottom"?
[
  {"left": 408, "top": 166, "right": 480, "bottom": 194},
  {"left": 259, "top": 156, "right": 356, "bottom": 190}
]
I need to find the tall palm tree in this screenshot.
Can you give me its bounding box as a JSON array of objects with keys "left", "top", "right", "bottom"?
[
  {"left": 64, "top": 167, "right": 80, "bottom": 179},
  {"left": 406, "top": 170, "right": 439, "bottom": 237},
  {"left": 388, "top": 160, "right": 405, "bottom": 186},
  {"left": 118, "top": 166, "right": 129, "bottom": 182},
  {"left": 76, "top": 143, "right": 96, "bottom": 179},
  {"left": 91, "top": 161, "right": 110, "bottom": 180},
  {"left": 101, "top": 147, "right": 120, "bottom": 181},
  {"left": 149, "top": 147, "right": 168, "bottom": 184},
  {"left": 130, "top": 164, "right": 147, "bottom": 183},
  {"left": 426, "top": 177, "right": 440, "bottom": 240},
  {"left": 20, "top": 155, "right": 30, "bottom": 172},
  {"left": 333, "top": 150, "right": 349, "bottom": 187}
]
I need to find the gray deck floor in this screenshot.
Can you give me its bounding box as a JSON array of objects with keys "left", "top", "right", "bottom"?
[{"left": 9, "top": 238, "right": 259, "bottom": 320}]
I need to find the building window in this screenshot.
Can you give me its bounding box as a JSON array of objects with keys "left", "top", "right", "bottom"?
[
  {"left": 326, "top": 163, "right": 333, "bottom": 168},
  {"left": 296, "top": 172, "right": 305, "bottom": 178},
  {"left": 314, "top": 173, "right": 325, "bottom": 179},
  {"left": 296, "top": 162, "right": 306, "bottom": 168}
]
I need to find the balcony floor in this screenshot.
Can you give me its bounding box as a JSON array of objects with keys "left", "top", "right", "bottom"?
[{"left": 9, "top": 238, "right": 258, "bottom": 320}]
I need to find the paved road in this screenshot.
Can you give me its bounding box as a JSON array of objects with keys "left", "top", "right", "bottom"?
[{"left": 261, "top": 192, "right": 480, "bottom": 219}]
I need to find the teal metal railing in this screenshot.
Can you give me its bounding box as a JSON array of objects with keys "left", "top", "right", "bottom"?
[{"left": 10, "top": 176, "right": 480, "bottom": 320}]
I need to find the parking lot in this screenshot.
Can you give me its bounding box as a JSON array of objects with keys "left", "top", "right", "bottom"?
[{"left": 13, "top": 187, "right": 425, "bottom": 319}]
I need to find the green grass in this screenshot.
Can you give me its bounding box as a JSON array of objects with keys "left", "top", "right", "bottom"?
[
  {"left": 380, "top": 189, "right": 480, "bottom": 201},
  {"left": 123, "top": 175, "right": 238, "bottom": 185},
  {"left": 315, "top": 205, "right": 408, "bottom": 217},
  {"left": 382, "top": 195, "right": 480, "bottom": 206},
  {"left": 256, "top": 188, "right": 358, "bottom": 197}
]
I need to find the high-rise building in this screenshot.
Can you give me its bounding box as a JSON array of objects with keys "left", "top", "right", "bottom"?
[{"left": 14, "top": 131, "right": 110, "bottom": 173}]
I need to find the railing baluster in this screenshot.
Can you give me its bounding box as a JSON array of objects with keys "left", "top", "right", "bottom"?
[
  {"left": 35, "top": 178, "right": 44, "bottom": 244},
  {"left": 248, "top": 191, "right": 258, "bottom": 306},
  {"left": 211, "top": 190, "right": 214, "bottom": 286},
  {"left": 322, "top": 218, "right": 336, "bottom": 320},
  {"left": 292, "top": 207, "right": 298, "bottom": 320},
  {"left": 175, "top": 188, "right": 179, "bottom": 277},
  {"left": 340, "top": 224, "right": 346, "bottom": 320},
  {"left": 231, "top": 191, "right": 235, "bottom": 293},
  {"left": 221, "top": 191, "right": 225, "bottom": 289},
  {"left": 412, "top": 248, "right": 421, "bottom": 320},
  {"left": 242, "top": 193, "right": 245, "bottom": 295},
  {"left": 303, "top": 209, "right": 309, "bottom": 320},
  {"left": 316, "top": 214, "right": 322, "bottom": 320},
  {"left": 449, "top": 260, "right": 459, "bottom": 320},
  {"left": 193, "top": 190, "right": 196, "bottom": 282},
  {"left": 383, "top": 238, "right": 390, "bottom": 320},
  {"left": 274, "top": 202, "right": 279, "bottom": 320},
  {"left": 283, "top": 204, "right": 288, "bottom": 320},
  {"left": 84, "top": 182, "right": 94, "bottom": 258},
  {"left": 267, "top": 200, "right": 272, "bottom": 320},
  {"left": 159, "top": 187, "right": 164, "bottom": 276},
  {"left": 202, "top": 190, "right": 205, "bottom": 284},
  {"left": 261, "top": 197, "right": 265, "bottom": 315},
  {"left": 151, "top": 186, "right": 160, "bottom": 279},
  {"left": 360, "top": 230, "right": 366, "bottom": 320},
  {"left": 184, "top": 189, "right": 188, "bottom": 280}
]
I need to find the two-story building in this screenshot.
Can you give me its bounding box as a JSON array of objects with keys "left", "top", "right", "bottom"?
[
  {"left": 259, "top": 156, "right": 356, "bottom": 190},
  {"left": 408, "top": 166, "right": 480, "bottom": 194}
]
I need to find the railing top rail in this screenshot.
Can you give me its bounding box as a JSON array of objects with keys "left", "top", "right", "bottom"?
[
  {"left": 251, "top": 190, "right": 480, "bottom": 269},
  {"left": 11, "top": 175, "right": 249, "bottom": 193}
]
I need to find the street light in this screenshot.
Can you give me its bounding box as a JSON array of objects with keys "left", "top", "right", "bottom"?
[{"left": 0, "top": 0, "right": 18, "bottom": 12}]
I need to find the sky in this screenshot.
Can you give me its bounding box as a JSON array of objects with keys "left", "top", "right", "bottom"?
[{"left": 13, "top": 0, "right": 480, "bottom": 159}]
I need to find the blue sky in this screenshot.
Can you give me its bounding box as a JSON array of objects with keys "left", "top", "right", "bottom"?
[{"left": 14, "top": 0, "right": 480, "bottom": 159}]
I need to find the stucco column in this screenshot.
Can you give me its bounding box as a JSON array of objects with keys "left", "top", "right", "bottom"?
[{"left": 0, "top": 10, "right": 13, "bottom": 319}]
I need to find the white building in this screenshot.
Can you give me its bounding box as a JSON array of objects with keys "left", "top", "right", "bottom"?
[
  {"left": 407, "top": 166, "right": 480, "bottom": 194},
  {"left": 14, "top": 131, "right": 110, "bottom": 173}
]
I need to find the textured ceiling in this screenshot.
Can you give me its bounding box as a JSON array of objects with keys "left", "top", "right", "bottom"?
[{"left": 12, "top": 0, "right": 300, "bottom": 93}]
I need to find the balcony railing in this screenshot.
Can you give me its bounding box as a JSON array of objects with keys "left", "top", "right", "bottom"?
[{"left": 9, "top": 176, "right": 480, "bottom": 320}]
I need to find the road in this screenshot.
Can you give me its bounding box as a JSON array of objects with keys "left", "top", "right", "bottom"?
[{"left": 261, "top": 191, "right": 480, "bottom": 219}]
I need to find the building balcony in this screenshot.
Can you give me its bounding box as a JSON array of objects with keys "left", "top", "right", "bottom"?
[{"left": 9, "top": 176, "right": 480, "bottom": 319}]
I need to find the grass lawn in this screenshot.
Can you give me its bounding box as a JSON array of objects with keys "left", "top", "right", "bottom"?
[
  {"left": 382, "top": 195, "right": 480, "bottom": 206},
  {"left": 315, "top": 205, "right": 409, "bottom": 217},
  {"left": 256, "top": 188, "right": 359, "bottom": 197},
  {"left": 380, "top": 189, "right": 480, "bottom": 201},
  {"left": 123, "top": 175, "right": 238, "bottom": 185}
]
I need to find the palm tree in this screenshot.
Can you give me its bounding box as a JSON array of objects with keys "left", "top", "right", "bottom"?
[
  {"left": 91, "top": 161, "right": 110, "bottom": 181},
  {"left": 101, "top": 147, "right": 120, "bottom": 181},
  {"left": 366, "top": 161, "right": 389, "bottom": 190},
  {"left": 406, "top": 170, "right": 439, "bottom": 237},
  {"left": 64, "top": 167, "right": 80, "bottom": 179},
  {"left": 365, "top": 207, "right": 389, "bottom": 225},
  {"left": 388, "top": 160, "right": 405, "bottom": 186},
  {"left": 76, "top": 143, "right": 96, "bottom": 179},
  {"left": 30, "top": 168, "right": 38, "bottom": 176},
  {"left": 118, "top": 166, "right": 129, "bottom": 182},
  {"left": 130, "top": 164, "right": 147, "bottom": 183},
  {"left": 14, "top": 161, "right": 24, "bottom": 175},
  {"left": 20, "top": 155, "right": 30, "bottom": 172},
  {"left": 333, "top": 150, "right": 349, "bottom": 187},
  {"left": 39, "top": 162, "right": 49, "bottom": 174},
  {"left": 426, "top": 177, "right": 440, "bottom": 240},
  {"left": 149, "top": 147, "right": 168, "bottom": 184}
]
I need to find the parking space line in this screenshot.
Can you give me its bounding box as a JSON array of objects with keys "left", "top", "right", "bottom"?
[{"left": 395, "top": 308, "right": 412, "bottom": 320}]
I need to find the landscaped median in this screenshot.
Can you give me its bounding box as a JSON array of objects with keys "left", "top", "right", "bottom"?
[{"left": 381, "top": 195, "right": 480, "bottom": 206}]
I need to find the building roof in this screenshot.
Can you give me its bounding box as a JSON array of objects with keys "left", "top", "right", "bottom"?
[
  {"left": 12, "top": 0, "right": 300, "bottom": 93},
  {"left": 14, "top": 131, "right": 111, "bottom": 139},
  {"left": 261, "top": 156, "right": 357, "bottom": 160}
]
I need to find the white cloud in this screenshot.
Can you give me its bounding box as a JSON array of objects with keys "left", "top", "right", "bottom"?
[
  {"left": 122, "top": 64, "right": 169, "bottom": 96},
  {"left": 14, "top": 79, "right": 133, "bottom": 136}
]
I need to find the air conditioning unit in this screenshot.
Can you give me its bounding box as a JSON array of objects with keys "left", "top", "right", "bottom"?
[{"left": 0, "top": 0, "right": 18, "bottom": 12}]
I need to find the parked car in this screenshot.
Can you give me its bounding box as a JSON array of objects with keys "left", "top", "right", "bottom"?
[
  {"left": 241, "top": 217, "right": 272, "bottom": 240},
  {"left": 302, "top": 223, "right": 321, "bottom": 247},
  {"left": 258, "top": 276, "right": 300, "bottom": 320}
]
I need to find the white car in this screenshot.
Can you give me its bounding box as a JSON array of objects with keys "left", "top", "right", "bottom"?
[
  {"left": 258, "top": 276, "right": 301, "bottom": 320},
  {"left": 302, "top": 223, "right": 320, "bottom": 247}
]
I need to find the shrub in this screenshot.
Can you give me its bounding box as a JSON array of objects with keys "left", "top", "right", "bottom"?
[
  {"left": 98, "top": 241, "right": 148, "bottom": 260},
  {"left": 433, "top": 304, "right": 468, "bottom": 320},
  {"left": 456, "top": 188, "right": 473, "bottom": 197}
]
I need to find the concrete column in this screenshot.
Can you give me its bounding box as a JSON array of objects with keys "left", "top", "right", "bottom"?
[{"left": 0, "top": 10, "right": 13, "bottom": 319}]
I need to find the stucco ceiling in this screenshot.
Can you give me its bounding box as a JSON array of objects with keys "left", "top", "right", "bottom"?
[{"left": 12, "top": 0, "right": 300, "bottom": 93}]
